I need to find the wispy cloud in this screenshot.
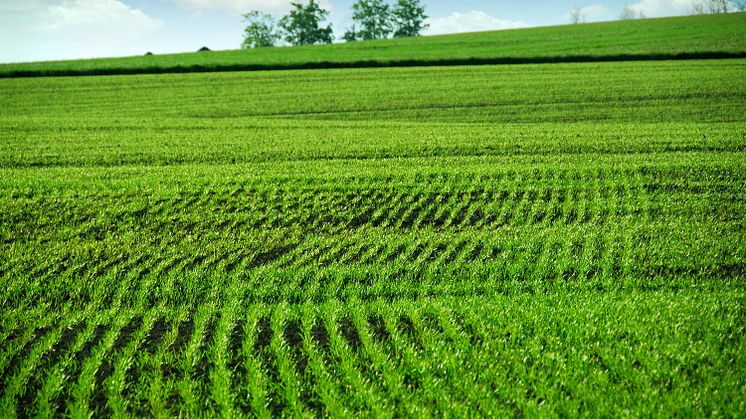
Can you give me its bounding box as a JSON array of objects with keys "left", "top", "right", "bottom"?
[
  {"left": 562, "top": 4, "right": 609, "bottom": 22},
  {"left": 42, "top": 0, "right": 163, "bottom": 33},
  {"left": 424, "top": 11, "right": 528, "bottom": 36},
  {"left": 622, "top": 0, "right": 722, "bottom": 17},
  {"left": 0, "top": 0, "right": 164, "bottom": 62},
  {"left": 167, "top": 0, "right": 334, "bottom": 15}
]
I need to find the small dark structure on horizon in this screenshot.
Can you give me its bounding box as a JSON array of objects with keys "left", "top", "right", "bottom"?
[
  {"left": 198, "top": 46, "right": 211, "bottom": 52},
  {"left": 144, "top": 52, "right": 153, "bottom": 56}
]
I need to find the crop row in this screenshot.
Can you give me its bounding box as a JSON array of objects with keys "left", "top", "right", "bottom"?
[
  {"left": 0, "top": 161, "right": 746, "bottom": 243},
  {"left": 2, "top": 221, "right": 743, "bottom": 310},
  {"left": 1, "top": 61, "right": 743, "bottom": 123},
  {"left": 2, "top": 120, "right": 744, "bottom": 168},
  {"left": 1, "top": 152, "right": 743, "bottom": 309},
  {"left": 1, "top": 293, "right": 744, "bottom": 417},
  {"left": 0, "top": 184, "right": 712, "bottom": 237},
  {"left": 1, "top": 175, "right": 741, "bottom": 248}
]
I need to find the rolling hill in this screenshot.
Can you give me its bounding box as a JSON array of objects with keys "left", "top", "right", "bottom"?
[{"left": 1, "top": 13, "right": 745, "bottom": 77}]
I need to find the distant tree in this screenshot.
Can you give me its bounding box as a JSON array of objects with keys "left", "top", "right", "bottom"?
[
  {"left": 736, "top": 0, "right": 746, "bottom": 11},
  {"left": 619, "top": 4, "right": 645, "bottom": 19},
  {"left": 569, "top": 7, "right": 585, "bottom": 24},
  {"left": 279, "top": 0, "right": 334, "bottom": 46},
  {"left": 342, "top": 24, "right": 360, "bottom": 42},
  {"left": 619, "top": 4, "right": 635, "bottom": 19},
  {"left": 691, "top": 2, "right": 706, "bottom": 13},
  {"left": 706, "top": 0, "right": 730, "bottom": 12},
  {"left": 692, "top": 0, "right": 731, "bottom": 14},
  {"left": 392, "top": 0, "right": 428, "bottom": 37},
  {"left": 351, "top": 0, "right": 393, "bottom": 40},
  {"left": 242, "top": 11, "right": 280, "bottom": 48}
]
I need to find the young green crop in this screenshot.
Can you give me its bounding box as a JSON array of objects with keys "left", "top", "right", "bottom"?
[{"left": 0, "top": 59, "right": 744, "bottom": 415}]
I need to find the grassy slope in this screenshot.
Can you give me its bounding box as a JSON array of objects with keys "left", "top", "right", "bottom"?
[
  {"left": 0, "top": 60, "right": 744, "bottom": 416},
  {"left": 1, "top": 13, "right": 745, "bottom": 77}
]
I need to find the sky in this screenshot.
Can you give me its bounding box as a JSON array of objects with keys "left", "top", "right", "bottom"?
[{"left": 0, "top": 0, "right": 735, "bottom": 63}]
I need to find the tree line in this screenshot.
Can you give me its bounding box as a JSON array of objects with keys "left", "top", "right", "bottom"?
[
  {"left": 571, "top": 0, "right": 745, "bottom": 24},
  {"left": 242, "top": 0, "right": 427, "bottom": 49},
  {"left": 690, "top": 0, "right": 746, "bottom": 14}
]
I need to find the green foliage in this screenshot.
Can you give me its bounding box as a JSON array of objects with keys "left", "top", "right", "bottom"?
[
  {"left": 342, "top": 24, "right": 360, "bottom": 42},
  {"left": 1, "top": 295, "right": 744, "bottom": 417},
  {"left": 241, "top": 11, "right": 280, "bottom": 48},
  {"left": 351, "top": 0, "right": 393, "bottom": 41},
  {"left": 346, "top": 0, "right": 427, "bottom": 41},
  {"left": 279, "top": 0, "right": 333, "bottom": 46},
  {"left": 393, "top": 0, "right": 428, "bottom": 37},
  {"left": 1, "top": 13, "right": 744, "bottom": 77}
]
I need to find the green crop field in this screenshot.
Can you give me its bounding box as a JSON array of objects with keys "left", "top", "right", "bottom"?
[
  {"left": 1, "top": 23, "right": 746, "bottom": 418},
  {"left": 1, "top": 13, "right": 745, "bottom": 78}
]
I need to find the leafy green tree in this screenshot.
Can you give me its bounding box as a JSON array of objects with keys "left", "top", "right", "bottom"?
[
  {"left": 393, "top": 0, "right": 428, "bottom": 37},
  {"left": 342, "top": 25, "right": 360, "bottom": 42},
  {"left": 351, "top": 0, "right": 393, "bottom": 40},
  {"left": 241, "top": 11, "right": 280, "bottom": 48},
  {"left": 279, "top": 0, "right": 334, "bottom": 46}
]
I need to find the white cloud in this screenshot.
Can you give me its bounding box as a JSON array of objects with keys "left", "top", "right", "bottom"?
[
  {"left": 562, "top": 4, "right": 609, "bottom": 21},
  {"left": 168, "top": 0, "right": 334, "bottom": 15},
  {"left": 0, "top": 0, "right": 46, "bottom": 13},
  {"left": 42, "top": 0, "right": 163, "bottom": 33},
  {"left": 581, "top": 4, "right": 609, "bottom": 17},
  {"left": 623, "top": 0, "right": 728, "bottom": 17},
  {"left": 0, "top": 0, "right": 164, "bottom": 62},
  {"left": 424, "top": 11, "right": 528, "bottom": 36}
]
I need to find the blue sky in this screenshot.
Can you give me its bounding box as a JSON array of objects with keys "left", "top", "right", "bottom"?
[{"left": 0, "top": 0, "right": 730, "bottom": 63}]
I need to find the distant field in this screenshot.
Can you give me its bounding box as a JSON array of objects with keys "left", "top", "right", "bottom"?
[
  {"left": 0, "top": 59, "right": 744, "bottom": 416},
  {"left": 1, "top": 13, "right": 745, "bottom": 77}
]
